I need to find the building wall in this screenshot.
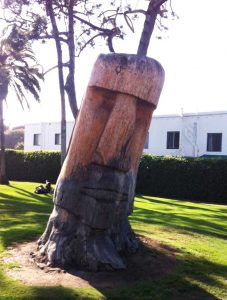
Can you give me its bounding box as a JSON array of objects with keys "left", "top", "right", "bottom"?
[
  {"left": 144, "top": 111, "right": 227, "bottom": 157},
  {"left": 194, "top": 112, "right": 227, "bottom": 156},
  {"left": 24, "top": 123, "right": 42, "bottom": 151},
  {"left": 24, "top": 122, "right": 74, "bottom": 151},
  {"left": 144, "top": 115, "right": 183, "bottom": 156},
  {"left": 24, "top": 111, "right": 227, "bottom": 157}
]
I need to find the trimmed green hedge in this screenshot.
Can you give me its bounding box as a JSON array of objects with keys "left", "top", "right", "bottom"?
[
  {"left": 6, "top": 150, "right": 61, "bottom": 183},
  {"left": 5, "top": 151, "right": 227, "bottom": 202},
  {"left": 136, "top": 155, "right": 227, "bottom": 203}
]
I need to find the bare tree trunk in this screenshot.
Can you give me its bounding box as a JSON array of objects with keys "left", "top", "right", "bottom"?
[
  {"left": 38, "top": 53, "right": 164, "bottom": 270},
  {"left": 47, "top": 0, "right": 67, "bottom": 164},
  {"left": 65, "top": 0, "right": 79, "bottom": 120},
  {"left": 0, "top": 99, "right": 9, "bottom": 185},
  {"left": 137, "top": 0, "right": 168, "bottom": 56}
]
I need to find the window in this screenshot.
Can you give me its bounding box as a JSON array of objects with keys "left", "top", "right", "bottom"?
[
  {"left": 167, "top": 131, "right": 180, "bottom": 149},
  {"left": 55, "top": 133, "right": 61, "bottom": 145},
  {"left": 207, "top": 133, "right": 222, "bottom": 152},
  {"left": 144, "top": 132, "right": 149, "bottom": 149},
  {"left": 33, "top": 134, "right": 41, "bottom": 146}
]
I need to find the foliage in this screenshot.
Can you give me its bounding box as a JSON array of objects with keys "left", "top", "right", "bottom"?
[
  {"left": 5, "top": 151, "right": 227, "bottom": 202},
  {"left": 1, "top": 0, "right": 176, "bottom": 162},
  {"left": 5, "top": 150, "right": 61, "bottom": 183},
  {"left": 0, "top": 182, "right": 227, "bottom": 299},
  {"left": 1, "top": 1, "right": 173, "bottom": 55},
  {"left": 14, "top": 141, "right": 24, "bottom": 150},
  {"left": 0, "top": 26, "right": 43, "bottom": 104},
  {"left": 5, "top": 126, "right": 24, "bottom": 149},
  {"left": 136, "top": 155, "right": 227, "bottom": 203},
  {"left": 0, "top": 26, "right": 43, "bottom": 184}
]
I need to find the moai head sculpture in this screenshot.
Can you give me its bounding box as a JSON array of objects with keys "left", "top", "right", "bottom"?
[
  {"left": 38, "top": 53, "right": 165, "bottom": 270},
  {"left": 54, "top": 53, "right": 165, "bottom": 231}
]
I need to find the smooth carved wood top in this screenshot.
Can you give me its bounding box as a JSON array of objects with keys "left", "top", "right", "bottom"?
[
  {"left": 89, "top": 53, "right": 165, "bottom": 107},
  {"left": 60, "top": 54, "right": 164, "bottom": 179}
]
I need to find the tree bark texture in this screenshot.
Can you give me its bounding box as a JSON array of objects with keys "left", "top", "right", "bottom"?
[
  {"left": 64, "top": 0, "right": 79, "bottom": 120},
  {"left": 38, "top": 53, "right": 165, "bottom": 270},
  {"left": 0, "top": 99, "right": 9, "bottom": 184},
  {"left": 137, "top": 0, "right": 168, "bottom": 56},
  {"left": 137, "top": 3, "right": 158, "bottom": 56},
  {"left": 47, "top": 0, "right": 67, "bottom": 164}
]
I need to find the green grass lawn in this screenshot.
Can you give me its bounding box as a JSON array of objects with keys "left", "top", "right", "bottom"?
[{"left": 0, "top": 182, "right": 227, "bottom": 300}]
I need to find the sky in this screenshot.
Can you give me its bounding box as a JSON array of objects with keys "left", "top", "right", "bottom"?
[{"left": 3, "top": 0, "right": 227, "bottom": 127}]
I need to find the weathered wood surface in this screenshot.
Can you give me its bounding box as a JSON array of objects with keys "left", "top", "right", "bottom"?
[{"left": 38, "top": 53, "right": 165, "bottom": 270}]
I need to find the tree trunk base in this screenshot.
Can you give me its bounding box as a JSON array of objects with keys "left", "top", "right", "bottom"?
[
  {"left": 37, "top": 206, "right": 138, "bottom": 271},
  {"left": 0, "top": 175, "right": 9, "bottom": 185}
]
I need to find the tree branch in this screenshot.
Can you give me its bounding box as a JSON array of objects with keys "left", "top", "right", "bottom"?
[
  {"left": 46, "top": 0, "right": 67, "bottom": 162},
  {"left": 137, "top": 0, "right": 168, "bottom": 56},
  {"left": 151, "top": 0, "right": 168, "bottom": 10},
  {"left": 65, "top": 0, "right": 78, "bottom": 119},
  {"left": 73, "top": 14, "right": 112, "bottom": 34},
  {"left": 76, "top": 33, "right": 103, "bottom": 57},
  {"left": 43, "top": 63, "right": 69, "bottom": 76}
]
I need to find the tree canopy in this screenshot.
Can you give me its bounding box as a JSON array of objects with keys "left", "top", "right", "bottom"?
[
  {"left": 0, "top": 26, "right": 43, "bottom": 184},
  {"left": 0, "top": 26, "right": 43, "bottom": 104},
  {"left": 0, "top": 0, "right": 176, "bottom": 162}
]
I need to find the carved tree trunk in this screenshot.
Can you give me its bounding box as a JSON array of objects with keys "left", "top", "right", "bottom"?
[{"left": 38, "top": 53, "right": 164, "bottom": 270}]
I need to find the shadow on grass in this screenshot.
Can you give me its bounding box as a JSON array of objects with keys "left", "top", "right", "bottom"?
[
  {"left": 0, "top": 190, "right": 53, "bottom": 249},
  {"left": 0, "top": 239, "right": 224, "bottom": 300},
  {"left": 132, "top": 196, "right": 227, "bottom": 240},
  {"left": 136, "top": 195, "right": 225, "bottom": 212},
  {"left": 66, "top": 240, "right": 225, "bottom": 300},
  {"left": 102, "top": 260, "right": 225, "bottom": 300},
  {"left": 8, "top": 183, "right": 54, "bottom": 200},
  {"left": 0, "top": 188, "right": 226, "bottom": 299},
  {"left": 1, "top": 243, "right": 224, "bottom": 300},
  {"left": 24, "top": 263, "right": 227, "bottom": 300}
]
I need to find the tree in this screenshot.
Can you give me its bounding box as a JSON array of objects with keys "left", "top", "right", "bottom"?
[
  {"left": 5, "top": 126, "right": 24, "bottom": 149},
  {"left": 0, "top": 26, "right": 43, "bottom": 184},
  {"left": 1, "top": 0, "right": 175, "bottom": 163},
  {"left": 14, "top": 141, "right": 24, "bottom": 150},
  {"left": 137, "top": 0, "right": 170, "bottom": 55},
  {"left": 35, "top": 0, "right": 170, "bottom": 270},
  {"left": 1, "top": 0, "right": 129, "bottom": 163}
]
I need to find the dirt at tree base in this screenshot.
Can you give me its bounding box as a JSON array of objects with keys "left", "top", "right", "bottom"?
[{"left": 3, "top": 236, "right": 177, "bottom": 289}]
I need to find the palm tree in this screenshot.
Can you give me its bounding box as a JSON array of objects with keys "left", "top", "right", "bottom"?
[{"left": 0, "top": 27, "right": 43, "bottom": 184}]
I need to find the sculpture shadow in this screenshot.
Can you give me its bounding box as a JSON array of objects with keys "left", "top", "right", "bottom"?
[
  {"left": 1, "top": 188, "right": 226, "bottom": 299},
  {"left": 65, "top": 236, "right": 177, "bottom": 287},
  {"left": 22, "top": 240, "right": 224, "bottom": 300}
]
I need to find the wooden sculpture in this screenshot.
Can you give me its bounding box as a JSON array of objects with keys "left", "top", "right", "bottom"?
[{"left": 38, "top": 53, "right": 165, "bottom": 270}]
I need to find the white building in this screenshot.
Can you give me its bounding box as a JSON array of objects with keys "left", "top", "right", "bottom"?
[
  {"left": 24, "top": 111, "right": 227, "bottom": 157},
  {"left": 24, "top": 122, "right": 74, "bottom": 152}
]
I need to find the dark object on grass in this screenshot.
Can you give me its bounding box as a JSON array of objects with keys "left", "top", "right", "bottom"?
[{"left": 35, "top": 180, "right": 53, "bottom": 194}]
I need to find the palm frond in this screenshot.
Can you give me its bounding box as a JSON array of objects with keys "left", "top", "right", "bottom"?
[
  {"left": 15, "top": 74, "right": 40, "bottom": 102},
  {"left": 14, "top": 81, "right": 31, "bottom": 109},
  {"left": 0, "top": 26, "right": 43, "bottom": 107},
  {"left": 11, "top": 81, "right": 26, "bottom": 109}
]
